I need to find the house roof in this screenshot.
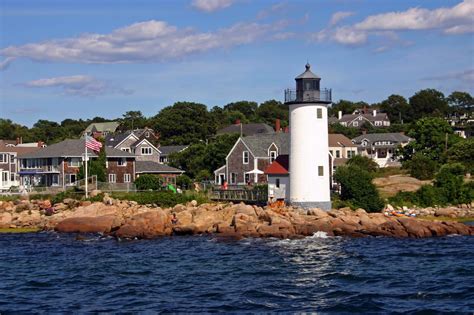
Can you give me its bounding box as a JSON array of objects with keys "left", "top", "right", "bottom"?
[
  {"left": 105, "top": 131, "right": 134, "bottom": 148},
  {"left": 159, "top": 145, "right": 189, "bottom": 156},
  {"left": 328, "top": 134, "right": 355, "bottom": 147},
  {"left": 240, "top": 133, "right": 355, "bottom": 158},
  {"left": 265, "top": 155, "right": 289, "bottom": 175},
  {"left": 338, "top": 113, "right": 389, "bottom": 123},
  {"left": 84, "top": 121, "right": 120, "bottom": 133},
  {"left": 18, "top": 139, "right": 135, "bottom": 159},
  {"left": 295, "top": 63, "right": 320, "bottom": 80},
  {"left": 0, "top": 145, "right": 40, "bottom": 155},
  {"left": 217, "top": 123, "right": 275, "bottom": 136},
  {"left": 352, "top": 133, "right": 411, "bottom": 144},
  {"left": 135, "top": 161, "right": 184, "bottom": 174},
  {"left": 242, "top": 133, "right": 290, "bottom": 157}
]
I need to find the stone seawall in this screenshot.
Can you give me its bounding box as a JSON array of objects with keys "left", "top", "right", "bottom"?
[{"left": 1, "top": 198, "right": 473, "bottom": 239}]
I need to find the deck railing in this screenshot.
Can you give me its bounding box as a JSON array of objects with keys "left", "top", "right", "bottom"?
[{"left": 284, "top": 88, "right": 332, "bottom": 103}]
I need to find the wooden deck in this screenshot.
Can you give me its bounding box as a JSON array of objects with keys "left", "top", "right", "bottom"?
[{"left": 210, "top": 188, "right": 268, "bottom": 205}]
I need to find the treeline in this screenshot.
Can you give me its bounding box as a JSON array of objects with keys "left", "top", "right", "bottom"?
[{"left": 1, "top": 89, "right": 472, "bottom": 146}]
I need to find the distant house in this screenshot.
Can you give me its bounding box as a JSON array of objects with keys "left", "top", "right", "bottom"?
[
  {"left": 214, "top": 133, "right": 356, "bottom": 186},
  {"left": 18, "top": 139, "right": 136, "bottom": 188},
  {"left": 352, "top": 133, "right": 412, "bottom": 167},
  {"left": 159, "top": 145, "right": 189, "bottom": 164},
  {"left": 330, "top": 110, "right": 390, "bottom": 128},
  {"left": 446, "top": 113, "right": 474, "bottom": 138},
  {"left": 83, "top": 121, "right": 120, "bottom": 137},
  {"left": 105, "top": 129, "right": 185, "bottom": 180},
  {"left": 216, "top": 121, "right": 276, "bottom": 137},
  {"left": 0, "top": 144, "right": 41, "bottom": 191}
]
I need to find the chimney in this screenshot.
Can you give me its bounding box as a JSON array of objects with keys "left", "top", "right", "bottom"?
[
  {"left": 362, "top": 130, "right": 367, "bottom": 135},
  {"left": 37, "top": 141, "right": 44, "bottom": 147},
  {"left": 373, "top": 109, "right": 377, "bottom": 117},
  {"left": 16, "top": 137, "right": 20, "bottom": 145},
  {"left": 338, "top": 111, "right": 342, "bottom": 120},
  {"left": 235, "top": 119, "right": 241, "bottom": 125},
  {"left": 284, "top": 126, "right": 289, "bottom": 133},
  {"left": 275, "top": 119, "right": 281, "bottom": 133}
]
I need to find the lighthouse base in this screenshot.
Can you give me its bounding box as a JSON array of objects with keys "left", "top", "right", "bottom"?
[{"left": 290, "top": 201, "right": 332, "bottom": 211}]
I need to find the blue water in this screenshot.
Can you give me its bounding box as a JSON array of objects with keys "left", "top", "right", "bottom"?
[{"left": 0, "top": 233, "right": 473, "bottom": 313}]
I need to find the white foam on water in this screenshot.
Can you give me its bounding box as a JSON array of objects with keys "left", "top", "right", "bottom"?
[{"left": 310, "top": 231, "right": 329, "bottom": 239}]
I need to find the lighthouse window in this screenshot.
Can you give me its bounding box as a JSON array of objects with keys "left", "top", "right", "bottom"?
[
  {"left": 270, "top": 151, "right": 277, "bottom": 162},
  {"left": 242, "top": 151, "right": 249, "bottom": 164},
  {"left": 318, "top": 166, "right": 324, "bottom": 176},
  {"left": 317, "top": 108, "right": 322, "bottom": 119}
]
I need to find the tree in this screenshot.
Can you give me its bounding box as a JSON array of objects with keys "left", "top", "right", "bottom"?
[
  {"left": 409, "top": 89, "right": 449, "bottom": 120},
  {"left": 379, "top": 94, "right": 412, "bottom": 123},
  {"left": 328, "top": 123, "right": 361, "bottom": 139},
  {"left": 134, "top": 174, "right": 162, "bottom": 190},
  {"left": 176, "top": 174, "right": 192, "bottom": 190},
  {"left": 150, "top": 102, "right": 215, "bottom": 145},
  {"left": 334, "top": 165, "right": 384, "bottom": 212},
  {"left": 401, "top": 117, "right": 457, "bottom": 163},
  {"left": 78, "top": 138, "right": 107, "bottom": 182},
  {"left": 447, "top": 138, "right": 474, "bottom": 173},
  {"left": 346, "top": 155, "right": 379, "bottom": 173},
  {"left": 447, "top": 91, "right": 473, "bottom": 113},
  {"left": 223, "top": 101, "right": 258, "bottom": 119},
  {"left": 119, "top": 111, "right": 147, "bottom": 131},
  {"left": 402, "top": 153, "right": 438, "bottom": 180},
  {"left": 329, "top": 99, "right": 366, "bottom": 117},
  {"left": 168, "top": 143, "right": 207, "bottom": 179},
  {"left": 254, "top": 100, "right": 288, "bottom": 128},
  {"left": 434, "top": 163, "right": 470, "bottom": 205}
]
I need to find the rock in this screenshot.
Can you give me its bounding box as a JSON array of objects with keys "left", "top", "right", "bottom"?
[
  {"left": 190, "top": 200, "right": 198, "bottom": 207},
  {"left": 307, "top": 208, "right": 329, "bottom": 218},
  {"left": 90, "top": 190, "right": 102, "bottom": 198},
  {"left": 397, "top": 218, "right": 432, "bottom": 238},
  {"left": 234, "top": 203, "right": 256, "bottom": 217},
  {"left": 0, "top": 212, "right": 12, "bottom": 228},
  {"left": 172, "top": 225, "right": 197, "bottom": 235},
  {"left": 115, "top": 210, "right": 171, "bottom": 239},
  {"left": 435, "top": 208, "right": 457, "bottom": 218},
  {"left": 103, "top": 194, "right": 113, "bottom": 205},
  {"left": 172, "top": 204, "right": 187, "bottom": 213},
  {"left": 63, "top": 198, "right": 77, "bottom": 207},
  {"left": 55, "top": 215, "right": 122, "bottom": 233},
  {"left": 386, "top": 204, "right": 394, "bottom": 211}
]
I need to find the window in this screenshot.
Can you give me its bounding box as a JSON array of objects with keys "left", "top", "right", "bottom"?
[
  {"left": 230, "top": 173, "right": 237, "bottom": 184},
  {"left": 124, "top": 174, "right": 131, "bottom": 183},
  {"left": 69, "top": 158, "right": 80, "bottom": 167},
  {"left": 318, "top": 166, "right": 324, "bottom": 176},
  {"left": 270, "top": 151, "right": 277, "bottom": 163},
  {"left": 65, "top": 174, "right": 76, "bottom": 185},
  {"left": 141, "top": 147, "right": 152, "bottom": 155},
  {"left": 336, "top": 150, "right": 340, "bottom": 158},
  {"left": 375, "top": 121, "right": 382, "bottom": 126},
  {"left": 10, "top": 155, "right": 15, "bottom": 164},
  {"left": 108, "top": 173, "right": 116, "bottom": 183},
  {"left": 145, "top": 132, "right": 150, "bottom": 138},
  {"left": 353, "top": 122, "right": 359, "bottom": 127},
  {"left": 330, "top": 150, "right": 333, "bottom": 156},
  {"left": 348, "top": 150, "right": 355, "bottom": 158},
  {"left": 121, "top": 148, "right": 130, "bottom": 152},
  {"left": 244, "top": 173, "right": 251, "bottom": 184},
  {"left": 276, "top": 178, "right": 280, "bottom": 188},
  {"left": 316, "top": 108, "right": 322, "bottom": 119},
  {"left": 243, "top": 151, "right": 249, "bottom": 164},
  {"left": 1, "top": 171, "right": 8, "bottom": 183},
  {"left": 118, "top": 158, "right": 127, "bottom": 166},
  {"left": 0, "top": 154, "right": 7, "bottom": 163},
  {"left": 52, "top": 175, "right": 59, "bottom": 186}
]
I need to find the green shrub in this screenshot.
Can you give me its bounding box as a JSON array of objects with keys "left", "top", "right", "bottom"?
[
  {"left": 111, "top": 191, "right": 209, "bottom": 207},
  {"left": 403, "top": 153, "right": 438, "bottom": 180},
  {"left": 176, "top": 174, "right": 192, "bottom": 190},
  {"left": 334, "top": 165, "right": 384, "bottom": 212},
  {"left": 134, "top": 174, "right": 162, "bottom": 191},
  {"left": 347, "top": 155, "right": 378, "bottom": 173},
  {"left": 434, "top": 163, "right": 466, "bottom": 205},
  {"left": 195, "top": 169, "right": 212, "bottom": 182},
  {"left": 51, "top": 188, "right": 83, "bottom": 204},
  {"left": 387, "top": 191, "right": 418, "bottom": 208}
]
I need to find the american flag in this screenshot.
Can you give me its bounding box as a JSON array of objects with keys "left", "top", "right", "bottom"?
[{"left": 85, "top": 136, "right": 103, "bottom": 152}]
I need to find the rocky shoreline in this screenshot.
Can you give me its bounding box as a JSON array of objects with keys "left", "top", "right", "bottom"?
[{"left": 1, "top": 197, "right": 473, "bottom": 239}]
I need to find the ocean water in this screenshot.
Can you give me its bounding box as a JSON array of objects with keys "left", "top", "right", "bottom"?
[{"left": 0, "top": 232, "right": 473, "bottom": 313}]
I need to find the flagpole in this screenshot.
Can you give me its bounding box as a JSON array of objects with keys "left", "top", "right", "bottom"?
[{"left": 85, "top": 139, "right": 88, "bottom": 198}]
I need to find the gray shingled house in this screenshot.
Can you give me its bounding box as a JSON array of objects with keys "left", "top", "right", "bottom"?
[{"left": 352, "top": 132, "right": 412, "bottom": 167}]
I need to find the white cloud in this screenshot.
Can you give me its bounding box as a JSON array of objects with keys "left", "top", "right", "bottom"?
[
  {"left": 354, "top": 0, "right": 474, "bottom": 32},
  {"left": 312, "top": 0, "right": 474, "bottom": 47},
  {"left": 0, "top": 57, "right": 15, "bottom": 70},
  {"left": 23, "top": 75, "right": 133, "bottom": 97},
  {"left": 1, "top": 19, "right": 286, "bottom": 65},
  {"left": 422, "top": 69, "right": 474, "bottom": 83},
  {"left": 191, "top": 0, "right": 234, "bottom": 12},
  {"left": 329, "top": 11, "right": 355, "bottom": 26}
]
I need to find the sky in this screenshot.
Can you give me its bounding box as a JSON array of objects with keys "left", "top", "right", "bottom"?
[{"left": 0, "top": 0, "right": 473, "bottom": 127}]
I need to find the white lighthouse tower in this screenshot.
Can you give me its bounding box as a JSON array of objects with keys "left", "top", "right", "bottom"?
[{"left": 285, "top": 63, "right": 332, "bottom": 210}]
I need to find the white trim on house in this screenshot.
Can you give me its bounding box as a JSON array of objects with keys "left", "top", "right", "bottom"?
[
  {"left": 242, "top": 151, "right": 249, "bottom": 164},
  {"left": 114, "top": 133, "right": 139, "bottom": 150},
  {"left": 134, "top": 138, "right": 161, "bottom": 154}
]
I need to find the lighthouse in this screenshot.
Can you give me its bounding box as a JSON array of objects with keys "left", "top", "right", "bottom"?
[{"left": 284, "top": 63, "right": 332, "bottom": 210}]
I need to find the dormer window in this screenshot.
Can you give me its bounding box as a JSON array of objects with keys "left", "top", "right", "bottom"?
[
  {"left": 270, "top": 151, "right": 277, "bottom": 162},
  {"left": 141, "top": 147, "right": 152, "bottom": 155}
]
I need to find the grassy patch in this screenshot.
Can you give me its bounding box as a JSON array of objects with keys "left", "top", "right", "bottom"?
[
  {"left": 374, "top": 167, "right": 407, "bottom": 178},
  {"left": 111, "top": 190, "right": 210, "bottom": 207},
  {"left": 0, "top": 227, "right": 41, "bottom": 233},
  {"left": 417, "top": 216, "right": 474, "bottom": 223}
]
